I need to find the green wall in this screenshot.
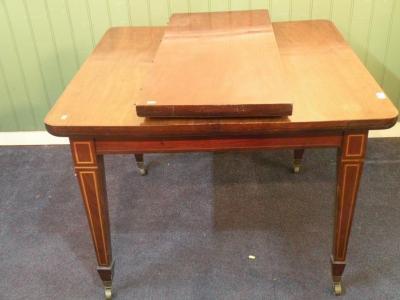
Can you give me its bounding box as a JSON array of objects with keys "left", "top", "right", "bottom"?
[{"left": 1, "top": 0, "right": 399, "bottom": 131}]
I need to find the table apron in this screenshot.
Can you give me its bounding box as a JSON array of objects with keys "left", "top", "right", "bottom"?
[{"left": 94, "top": 134, "right": 343, "bottom": 154}]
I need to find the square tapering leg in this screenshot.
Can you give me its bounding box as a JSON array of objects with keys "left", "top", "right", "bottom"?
[
  {"left": 331, "top": 131, "right": 367, "bottom": 295},
  {"left": 70, "top": 139, "right": 114, "bottom": 299}
]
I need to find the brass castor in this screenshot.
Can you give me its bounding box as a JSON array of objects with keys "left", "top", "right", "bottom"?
[
  {"left": 293, "top": 159, "right": 301, "bottom": 173},
  {"left": 139, "top": 167, "right": 147, "bottom": 176},
  {"left": 105, "top": 286, "right": 112, "bottom": 300},
  {"left": 332, "top": 281, "right": 342, "bottom": 296},
  {"left": 137, "top": 162, "right": 147, "bottom": 176}
]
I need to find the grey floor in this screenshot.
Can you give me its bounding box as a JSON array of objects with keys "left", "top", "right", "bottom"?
[{"left": 1, "top": 138, "right": 400, "bottom": 300}]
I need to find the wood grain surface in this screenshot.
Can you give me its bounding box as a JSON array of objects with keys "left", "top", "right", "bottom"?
[
  {"left": 45, "top": 21, "right": 398, "bottom": 137},
  {"left": 137, "top": 10, "right": 292, "bottom": 118}
]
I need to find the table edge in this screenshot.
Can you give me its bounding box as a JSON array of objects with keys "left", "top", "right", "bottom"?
[{"left": 44, "top": 114, "right": 398, "bottom": 138}]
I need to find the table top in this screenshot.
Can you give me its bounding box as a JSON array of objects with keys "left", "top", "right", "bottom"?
[
  {"left": 45, "top": 20, "right": 398, "bottom": 138},
  {"left": 137, "top": 10, "right": 292, "bottom": 118}
]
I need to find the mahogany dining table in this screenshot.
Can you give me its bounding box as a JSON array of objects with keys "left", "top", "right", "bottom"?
[{"left": 45, "top": 17, "right": 398, "bottom": 299}]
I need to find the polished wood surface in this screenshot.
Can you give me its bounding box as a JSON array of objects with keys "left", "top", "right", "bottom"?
[
  {"left": 95, "top": 133, "right": 342, "bottom": 154},
  {"left": 137, "top": 10, "right": 292, "bottom": 118},
  {"left": 166, "top": 10, "right": 273, "bottom": 37},
  {"left": 45, "top": 21, "right": 398, "bottom": 137}
]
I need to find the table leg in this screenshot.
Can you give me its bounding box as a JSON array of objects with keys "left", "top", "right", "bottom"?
[
  {"left": 70, "top": 139, "right": 114, "bottom": 299},
  {"left": 134, "top": 154, "right": 147, "bottom": 175},
  {"left": 331, "top": 132, "right": 367, "bottom": 295},
  {"left": 293, "top": 149, "right": 305, "bottom": 173}
]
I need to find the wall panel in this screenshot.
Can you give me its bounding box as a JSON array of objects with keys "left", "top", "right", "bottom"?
[
  {"left": 129, "top": 0, "right": 150, "bottom": 26},
  {"left": 349, "top": 0, "right": 375, "bottom": 61},
  {"left": 6, "top": 0, "right": 53, "bottom": 127},
  {"left": 189, "top": 0, "right": 209, "bottom": 13},
  {"left": 66, "top": 0, "right": 96, "bottom": 64},
  {"left": 382, "top": 0, "right": 400, "bottom": 108},
  {"left": 0, "top": 0, "right": 38, "bottom": 130},
  {"left": 365, "top": 0, "right": 395, "bottom": 83},
  {"left": 331, "top": 0, "right": 353, "bottom": 40},
  {"left": 311, "top": 0, "right": 333, "bottom": 19},
  {"left": 0, "top": 0, "right": 399, "bottom": 131},
  {"left": 290, "top": 0, "right": 312, "bottom": 20},
  {"left": 271, "top": 0, "right": 290, "bottom": 21}
]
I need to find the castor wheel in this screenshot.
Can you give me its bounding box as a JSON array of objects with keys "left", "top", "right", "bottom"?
[
  {"left": 134, "top": 154, "right": 147, "bottom": 176},
  {"left": 105, "top": 286, "right": 112, "bottom": 300},
  {"left": 332, "top": 281, "right": 342, "bottom": 296},
  {"left": 293, "top": 149, "right": 304, "bottom": 173},
  {"left": 293, "top": 159, "right": 301, "bottom": 173},
  {"left": 139, "top": 167, "right": 147, "bottom": 176},
  {"left": 136, "top": 161, "right": 147, "bottom": 176}
]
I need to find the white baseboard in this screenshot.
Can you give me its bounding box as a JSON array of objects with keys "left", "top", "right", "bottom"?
[
  {"left": 369, "top": 121, "right": 400, "bottom": 138},
  {"left": 0, "top": 131, "right": 69, "bottom": 146},
  {"left": 0, "top": 123, "right": 399, "bottom": 146}
]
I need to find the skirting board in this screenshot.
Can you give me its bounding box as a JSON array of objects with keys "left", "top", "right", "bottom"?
[
  {"left": 0, "top": 131, "right": 69, "bottom": 146},
  {"left": 0, "top": 123, "right": 399, "bottom": 146}
]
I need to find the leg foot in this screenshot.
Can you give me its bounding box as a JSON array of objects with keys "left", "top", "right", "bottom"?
[
  {"left": 332, "top": 281, "right": 342, "bottom": 296},
  {"left": 293, "top": 159, "right": 301, "bottom": 173},
  {"left": 97, "top": 261, "right": 115, "bottom": 300},
  {"left": 134, "top": 154, "right": 147, "bottom": 176},
  {"left": 293, "top": 149, "right": 304, "bottom": 173},
  {"left": 137, "top": 162, "right": 147, "bottom": 176},
  {"left": 104, "top": 285, "right": 112, "bottom": 300},
  {"left": 331, "top": 260, "right": 346, "bottom": 296}
]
